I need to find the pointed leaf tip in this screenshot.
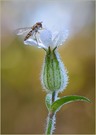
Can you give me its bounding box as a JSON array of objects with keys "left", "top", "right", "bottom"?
[{"left": 51, "top": 95, "right": 91, "bottom": 113}]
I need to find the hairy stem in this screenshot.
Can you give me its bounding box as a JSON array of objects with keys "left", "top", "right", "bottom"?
[{"left": 45, "top": 91, "right": 56, "bottom": 135}]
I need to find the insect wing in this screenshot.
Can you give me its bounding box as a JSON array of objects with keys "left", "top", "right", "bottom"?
[{"left": 16, "top": 27, "right": 32, "bottom": 35}]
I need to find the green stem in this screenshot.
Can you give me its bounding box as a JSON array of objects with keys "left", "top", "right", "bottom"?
[{"left": 45, "top": 91, "right": 56, "bottom": 135}]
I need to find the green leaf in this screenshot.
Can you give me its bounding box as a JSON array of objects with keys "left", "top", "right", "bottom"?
[
  {"left": 51, "top": 95, "right": 91, "bottom": 113},
  {"left": 45, "top": 94, "right": 52, "bottom": 111}
]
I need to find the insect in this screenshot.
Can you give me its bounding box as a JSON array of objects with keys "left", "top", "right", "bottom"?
[{"left": 16, "top": 22, "right": 43, "bottom": 42}]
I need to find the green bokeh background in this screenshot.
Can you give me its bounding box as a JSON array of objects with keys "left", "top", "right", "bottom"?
[{"left": 1, "top": 0, "right": 95, "bottom": 134}]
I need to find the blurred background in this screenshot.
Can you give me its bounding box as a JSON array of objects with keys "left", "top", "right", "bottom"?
[{"left": 1, "top": 0, "right": 95, "bottom": 134}]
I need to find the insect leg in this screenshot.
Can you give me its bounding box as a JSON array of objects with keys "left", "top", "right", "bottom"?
[
  {"left": 34, "top": 32, "right": 38, "bottom": 45},
  {"left": 34, "top": 32, "right": 40, "bottom": 45}
]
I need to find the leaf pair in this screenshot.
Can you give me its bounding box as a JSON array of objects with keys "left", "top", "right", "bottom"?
[{"left": 45, "top": 94, "right": 91, "bottom": 113}]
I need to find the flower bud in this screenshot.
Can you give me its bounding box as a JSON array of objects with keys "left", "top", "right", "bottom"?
[{"left": 41, "top": 47, "right": 68, "bottom": 93}]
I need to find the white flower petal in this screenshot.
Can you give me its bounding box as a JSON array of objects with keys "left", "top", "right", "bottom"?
[
  {"left": 24, "top": 38, "right": 38, "bottom": 46},
  {"left": 40, "top": 29, "right": 53, "bottom": 48},
  {"left": 53, "top": 29, "right": 69, "bottom": 47},
  {"left": 24, "top": 37, "right": 47, "bottom": 49}
]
